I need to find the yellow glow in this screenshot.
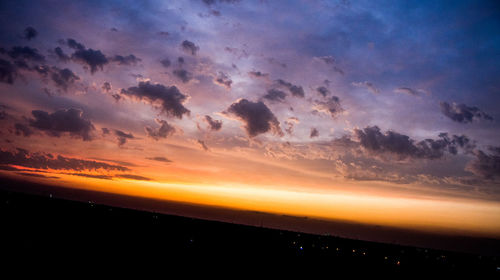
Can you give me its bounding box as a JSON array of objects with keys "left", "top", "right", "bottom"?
[{"left": 38, "top": 173, "right": 500, "bottom": 239}]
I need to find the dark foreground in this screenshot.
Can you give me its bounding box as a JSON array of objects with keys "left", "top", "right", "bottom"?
[{"left": 0, "top": 186, "right": 499, "bottom": 275}]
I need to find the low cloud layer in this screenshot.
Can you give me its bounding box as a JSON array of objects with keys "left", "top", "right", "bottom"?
[{"left": 0, "top": 148, "right": 129, "bottom": 171}]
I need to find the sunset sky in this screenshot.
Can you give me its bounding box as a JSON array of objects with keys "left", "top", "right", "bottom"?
[{"left": 1, "top": 0, "right": 500, "bottom": 238}]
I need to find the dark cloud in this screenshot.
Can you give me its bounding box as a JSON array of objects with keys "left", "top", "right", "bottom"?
[
  {"left": 66, "top": 38, "right": 85, "bottom": 50},
  {"left": 181, "top": 40, "right": 199, "bottom": 55},
  {"left": 248, "top": 71, "right": 269, "bottom": 79},
  {"left": 7, "top": 46, "right": 45, "bottom": 62},
  {"left": 145, "top": 119, "right": 176, "bottom": 140},
  {"left": 438, "top": 133, "right": 476, "bottom": 155},
  {"left": 146, "top": 156, "right": 172, "bottom": 163},
  {"left": 312, "top": 96, "right": 343, "bottom": 118},
  {"left": 14, "top": 123, "right": 33, "bottom": 137},
  {"left": 0, "top": 148, "right": 129, "bottom": 171},
  {"left": 172, "top": 69, "right": 193, "bottom": 83},
  {"left": 466, "top": 147, "right": 500, "bottom": 179},
  {"left": 224, "top": 99, "right": 283, "bottom": 137},
  {"left": 316, "top": 86, "right": 329, "bottom": 97},
  {"left": 440, "top": 102, "right": 493, "bottom": 123},
  {"left": 71, "top": 48, "right": 108, "bottom": 74},
  {"left": 178, "top": 57, "right": 184, "bottom": 64},
  {"left": 115, "top": 174, "right": 151, "bottom": 181},
  {"left": 29, "top": 108, "right": 95, "bottom": 141},
  {"left": 263, "top": 89, "right": 287, "bottom": 102},
  {"left": 114, "top": 129, "right": 134, "bottom": 146},
  {"left": 102, "top": 82, "right": 111, "bottom": 92},
  {"left": 310, "top": 128, "right": 319, "bottom": 138},
  {"left": 352, "top": 81, "right": 379, "bottom": 94},
  {"left": 23, "top": 27, "right": 38, "bottom": 40},
  {"left": 18, "top": 172, "right": 59, "bottom": 179},
  {"left": 160, "top": 58, "right": 171, "bottom": 68},
  {"left": 0, "top": 59, "right": 17, "bottom": 84},
  {"left": 111, "top": 54, "right": 141, "bottom": 65},
  {"left": 275, "top": 79, "right": 305, "bottom": 98},
  {"left": 68, "top": 173, "right": 112, "bottom": 180},
  {"left": 352, "top": 126, "right": 466, "bottom": 160},
  {"left": 121, "top": 81, "right": 190, "bottom": 119},
  {"left": 204, "top": 115, "right": 222, "bottom": 131},
  {"left": 54, "top": 47, "right": 70, "bottom": 62},
  {"left": 101, "top": 127, "right": 110, "bottom": 135},
  {"left": 214, "top": 71, "right": 232, "bottom": 89},
  {"left": 49, "top": 67, "right": 79, "bottom": 91}
]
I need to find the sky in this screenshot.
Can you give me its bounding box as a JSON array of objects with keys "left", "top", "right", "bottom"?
[{"left": 0, "top": 0, "right": 500, "bottom": 238}]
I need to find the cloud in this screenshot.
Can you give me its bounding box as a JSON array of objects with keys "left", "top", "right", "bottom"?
[
  {"left": 115, "top": 174, "right": 151, "bottom": 181},
  {"left": 440, "top": 102, "right": 493, "bottom": 123},
  {"left": 314, "top": 55, "right": 344, "bottom": 75},
  {"left": 160, "top": 58, "right": 171, "bottom": 68},
  {"left": 224, "top": 46, "right": 249, "bottom": 59},
  {"left": 23, "top": 27, "right": 38, "bottom": 40},
  {"left": 71, "top": 47, "right": 108, "bottom": 74},
  {"left": 316, "top": 86, "right": 329, "bottom": 97},
  {"left": 145, "top": 119, "right": 176, "bottom": 140},
  {"left": 353, "top": 126, "right": 456, "bottom": 160},
  {"left": 7, "top": 46, "right": 45, "bottom": 62},
  {"left": 111, "top": 54, "right": 141, "bottom": 65},
  {"left": 101, "top": 127, "right": 110, "bottom": 135},
  {"left": 172, "top": 69, "right": 193, "bottom": 83},
  {"left": 29, "top": 108, "right": 95, "bottom": 141},
  {"left": 14, "top": 123, "right": 33, "bottom": 137},
  {"left": 54, "top": 47, "right": 70, "bottom": 62},
  {"left": 263, "top": 89, "right": 287, "bottom": 102},
  {"left": 121, "top": 81, "right": 190, "bottom": 119},
  {"left": 49, "top": 67, "right": 80, "bottom": 91},
  {"left": 284, "top": 117, "right": 299, "bottom": 135},
  {"left": 204, "top": 115, "right": 222, "bottom": 131},
  {"left": 0, "top": 59, "right": 17, "bottom": 84},
  {"left": 102, "top": 82, "right": 111, "bottom": 92},
  {"left": 0, "top": 148, "right": 129, "bottom": 171},
  {"left": 214, "top": 71, "right": 232, "bottom": 89},
  {"left": 312, "top": 96, "right": 343, "bottom": 118},
  {"left": 394, "top": 87, "right": 420, "bottom": 97},
  {"left": 113, "top": 129, "right": 135, "bottom": 146},
  {"left": 352, "top": 81, "right": 380, "bottom": 94},
  {"left": 197, "top": 139, "right": 209, "bottom": 151},
  {"left": 146, "top": 156, "right": 172, "bottom": 163},
  {"left": 66, "top": 38, "right": 85, "bottom": 50},
  {"left": 248, "top": 71, "right": 269, "bottom": 79},
  {"left": 310, "top": 128, "right": 319, "bottom": 138},
  {"left": 275, "top": 79, "right": 304, "bottom": 98},
  {"left": 224, "top": 99, "right": 283, "bottom": 137},
  {"left": 465, "top": 147, "right": 500, "bottom": 179},
  {"left": 181, "top": 40, "right": 199, "bottom": 55}
]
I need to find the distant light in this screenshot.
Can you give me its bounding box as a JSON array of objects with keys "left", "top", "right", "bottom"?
[{"left": 299, "top": 246, "right": 303, "bottom": 250}]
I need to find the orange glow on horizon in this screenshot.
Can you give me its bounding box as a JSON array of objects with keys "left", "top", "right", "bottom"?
[{"left": 14, "top": 171, "right": 500, "bottom": 239}]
